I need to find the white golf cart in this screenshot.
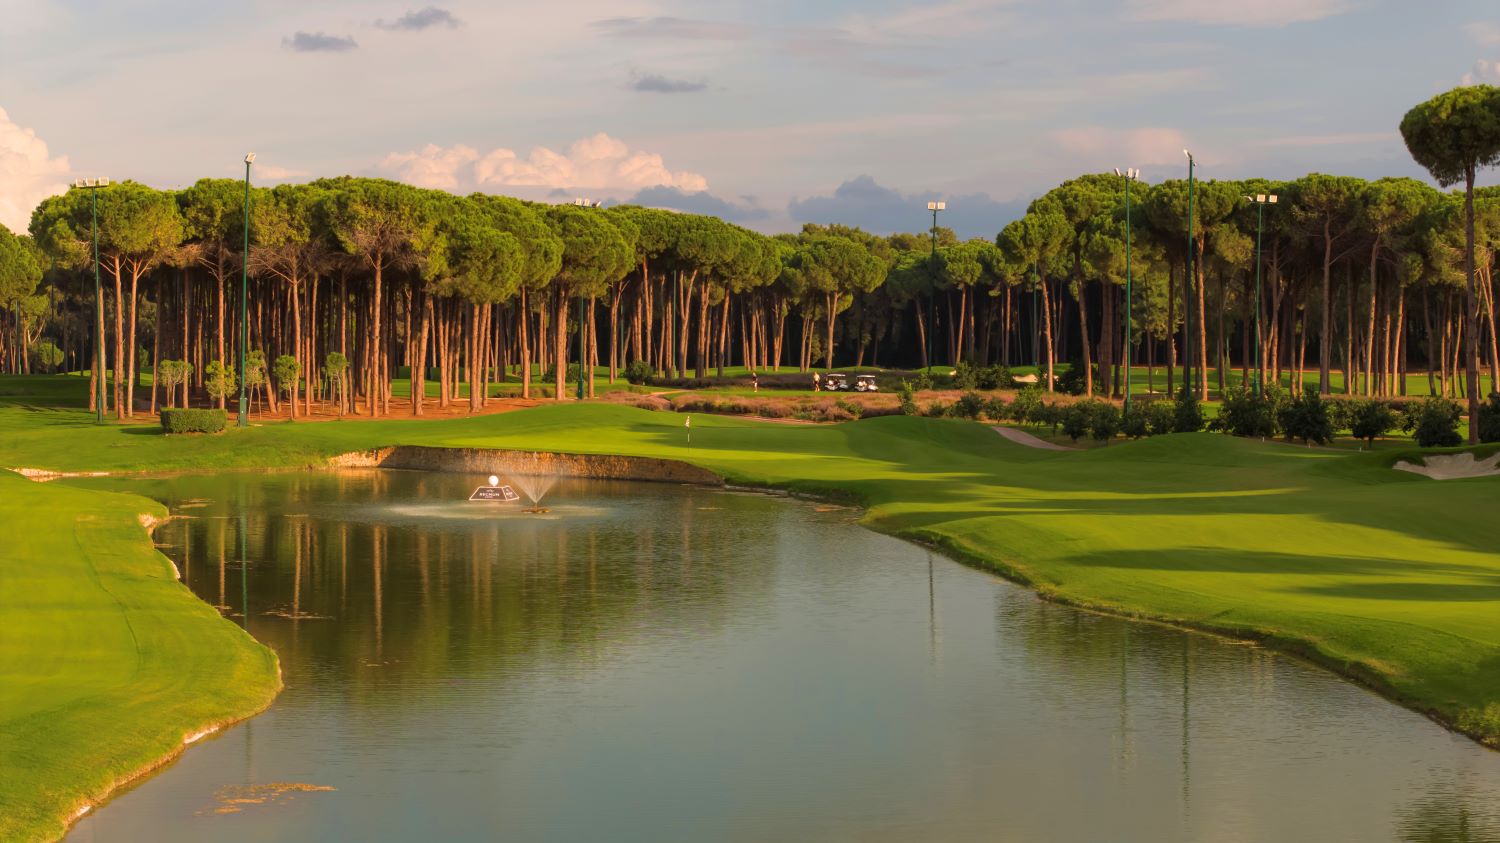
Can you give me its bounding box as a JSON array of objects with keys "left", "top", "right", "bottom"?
[
  {"left": 823, "top": 372, "right": 849, "bottom": 391},
  {"left": 853, "top": 375, "right": 878, "bottom": 392}
]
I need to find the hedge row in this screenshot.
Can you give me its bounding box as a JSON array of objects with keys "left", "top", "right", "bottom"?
[{"left": 160, "top": 408, "right": 227, "bottom": 434}]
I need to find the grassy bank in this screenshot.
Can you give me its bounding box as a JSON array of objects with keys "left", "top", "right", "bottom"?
[
  {"left": 0, "top": 468, "right": 280, "bottom": 842},
  {"left": 1, "top": 374, "right": 1498, "bottom": 838}
]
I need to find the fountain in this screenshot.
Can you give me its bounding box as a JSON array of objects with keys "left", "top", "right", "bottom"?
[{"left": 510, "top": 456, "right": 558, "bottom": 514}]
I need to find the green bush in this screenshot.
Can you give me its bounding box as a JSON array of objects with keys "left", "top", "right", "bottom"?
[
  {"left": 160, "top": 408, "right": 226, "bottom": 434},
  {"left": 1056, "top": 363, "right": 1100, "bottom": 396},
  {"left": 983, "top": 396, "right": 1008, "bottom": 421},
  {"left": 1478, "top": 393, "right": 1500, "bottom": 443},
  {"left": 1030, "top": 402, "right": 1064, "bottom": 434},
  {"left": 910, "top": 371, "right": 934, "bottom": 392},
  {"left": 1325, "top": 398, "right": 1357, "bottom": 433},
  {"left": 1402, "top": 397, "right": 1463, "bottom": 448},
  {"left": 1009, "top": 385, "right": 1041, "bottom": 423},
  {"left": 1061, "top": 402, "right": 1093, "bottom": 442},
  {"left": 979, "top": 364, "right": 1014, "bottom": 391},
  {"left": 1172, "top": 388, "right": 1204, "bottom": 433},
  {"left": 834, "top": 397, "right": 864, "bottom": 420},
  {"left": 1278, "top": 391, "right": 1334, "bottom": 445},
  {"left": 1349, "top": 398, "right": 1397, "bottom": 447},
  {"left": 1089, "top": 401, "right": 1121, "bottom": 443},
  {"left": 1219, "top": 386, "right": 1280, "bottom": 438},
  {"left": 1146, "top": 401, "right": 1177, "bottom": 436},
  {"left": 624, "top": 359, "right": 655, "bottom": 385},
  {"left": 1120, "top": 403, "right": 1150, "bottom": 439},
  {"left": 950, "top": 391, "right": 986, "bottom": 419},
  {"left": 897, "top": 380, "right": 918, "bottom": 415},
  {"left": 953, "top": 361, "right": 980, "bottom": 391}
]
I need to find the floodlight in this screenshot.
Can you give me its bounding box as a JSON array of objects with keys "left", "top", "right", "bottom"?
[
  {"left": 937, "top": 201, "right": 946, "bottom": 210},
  {"left": 1257, "top": 194, "right": 1266, "bottom": 202},
  {"left": 1183, "top": 148, "right": 1191, "bottom": 159},
  {"left": 1269, "top": 195, "right": 1278, "bottom": 203},
  {"left": 245, "top": 153, "right": 256, "bottom": 164},
  {"left": 99, "top": 178, "right": 109, "bottom": 186},
  {"left": 1114, "top": 168, "right": 1122, "bottom": 177},
  {"left": 927, "top": 201, "right": 937, "bottom": 210}
]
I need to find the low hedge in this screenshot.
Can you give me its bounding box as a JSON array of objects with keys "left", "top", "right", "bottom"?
[{"left": 160, "top": 408, "right": 227, "bottom": 434}]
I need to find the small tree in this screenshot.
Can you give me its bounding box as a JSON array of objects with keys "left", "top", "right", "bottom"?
[
  {"left": 1349, "top": 399, "right": 1397, "bottom": 449},
  {"left": 950, "top": 391, "right": 985, "bottom": 420},
  {"left": 1402, "top": 397, "right": 1464, "bottom": 448},
  {"left": 157, "top": 360, "right": 192, "bottom": 409},
  {"left": 897, "top": 380, "right": 919, "bottom": 415},
  {"left": 1219, "top": 385, "right": 1280, "bottom": 438},
  {"left": 203, "top": 360, "right": 237, "bottom": 407},
  {"left": 1089, "top": 401, "right": 1121, "bottom": 444},
  {"left": 325, "top": 352, "right": 351, "bottom": 417},
  {"left": 1062, "top": 402, "right": 1092, "bottom": 442},
  {"left": 244, "top": 350, "right": 269, "bottom": 414},
  {"left": 1479, "top": 393, "right": 1500, "bottom": 443},
  {"left": 1009, "top": 385, "right": 1041, "bottom": 423},
  {"left": 1278, "top": 391, "right": 1334, "bottom": 445},
  {"left": 273, "top": 354, "right": 301, "bottom": 419},
  {"left": 1121, "top": 402, "right": 1150, "bottom": 439},
  {"left": 1173, "top": 387, "right": 1204, "bottom": 433}
]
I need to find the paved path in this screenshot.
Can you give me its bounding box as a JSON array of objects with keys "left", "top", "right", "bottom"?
[{"left": 991, "top": 425, "right": 1075, "bottom": 451}]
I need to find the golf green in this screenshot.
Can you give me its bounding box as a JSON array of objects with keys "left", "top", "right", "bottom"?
[{"left": 1, "top": 374, "right": 1496, "bottom": 841}]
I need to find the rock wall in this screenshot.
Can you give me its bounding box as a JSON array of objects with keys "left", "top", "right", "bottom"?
[{"left": 329, "top": 446, "right": 724, "bottom": 486}]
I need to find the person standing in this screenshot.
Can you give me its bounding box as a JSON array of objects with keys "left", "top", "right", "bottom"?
[{"left": 812, "top": 372, "right": 821, "bottom": 392}]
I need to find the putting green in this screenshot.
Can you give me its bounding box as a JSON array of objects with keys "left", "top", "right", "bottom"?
[{"left": 1, "top": 374, "right": 1497, "bottom": 840}]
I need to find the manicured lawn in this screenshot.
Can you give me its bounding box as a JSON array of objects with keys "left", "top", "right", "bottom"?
[
  {"left": 0, "top": 468, "right": 279, "bottom": 843},
  {"left": 1, "top": 373, "right": 1497, "bottom": 838}
]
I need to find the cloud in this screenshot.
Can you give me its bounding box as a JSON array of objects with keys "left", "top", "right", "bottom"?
[
  {"left": 254, "top": 163, "right": 311, "bottom": 181},
  {"left": 377, "top": 134, "right": 708, "bottom": 195},
  {"left": 282, "top": 32, "right": 358, "bottom": 52},
  {"left": 1126, "top": 0, "right": 1362, "bottom": 26},
  {"left": 1466, "top": 22, "right": 1500, "bottom": 47},
  {"left": 788, "top": 176, "right": 1028, "bottom": 239},
  {"left": 0, "top": 105, "right": 70, "bottom": 234},
  {"left": 627, "top": 186, "right": 768, "bottom": 222},
  {"left": 375, "top": 7, "right": 461, "bottom": 32},
  {"left": 630, "top": 72, "right": 707, "bottom": 94},
  {"left": 1463, "top": 59, "right": 1500, "bottom": 85},
  {"left": 1050, "top": 126, "right": 1191, "bottom": 167},
  {"left": 592, "top": 17, "right": 752, "bottom": 40}
]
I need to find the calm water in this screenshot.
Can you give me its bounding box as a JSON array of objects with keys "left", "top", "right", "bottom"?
[{"left": 64, "top": 470, "right": 1500, "bottom": 842}]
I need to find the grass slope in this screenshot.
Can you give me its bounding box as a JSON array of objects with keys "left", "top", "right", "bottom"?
[
  {"left": 0, "top": 469, "right": 280, "bottom": 843},
  {"left": 1, "top": 374, "right": 1498, "bottom": 837}
]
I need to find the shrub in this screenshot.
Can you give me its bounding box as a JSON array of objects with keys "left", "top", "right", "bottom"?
[
  {"left": 1278, "top": 391, "right": 1333, "bottom": 445},
  {"left": 160, "top": 408, "right": 226, "bottom": 434},
  {"left": 1349, "top": 398, "right": 1397, "bottom": 448},
  {"left": 1402, "top": 397, "right": 1463, "bottom": 448},
  {"left": 835, "top": 397, "right": 864, "bottom": 420},
  {"left": 1325, "top": 398, "right": 1357, "bottom": 433},
  {"left": 1061, "top": 402, "right": 1093, "bottom": 442},
  {"left": 1172, "top": 388, "right": 1204, "bottom": 433},
  {"left": 1478, "top": 392, "right": 1500, "bottom": 443},
  {"left": 203, "top": 360, "right": 237, "bottom": 404},
  {"left": 1146, "top": 401, "right": 1177, "bottom": 436},
  {"left": 910, "top": 371, "right": 934, "bottom": 392},
  {"left": 923, "top": 400, "right": 950, "bottom": 418},
  {"left": 979, "top": 364, "right": 1014, "bottom": 391},
  {"left": 950, "top": 391, "right": 985, "bottom": 420},
  {"left": 1089, "top": 401, "right": 1122, "bottom": 443},
  {"left": 30, "top": 340, "right": 63, "bottom": 371},
  {"left": 897, "top": 380, "right": 919, "bottom": 415},
  {"left": 1120, "top": 403, "right": 1150, "bottom": 439},
  {"left": 953, "top": 361, "right": 980, "bottom": 391},
  {"left": 1218, "top": 386, "right": 1279, "bottom": 438},
  {"left": 1031, "top": 402, "right": 1064, "bottom": 434},
  {"left": 624, "top": 359, "right": 655, "bottom": 385},
  {"left": 1010, "top": 385, "right": 1041, "bottom": 423},
  {"left": 983, "top": 396, "right": 1008, "bottom": 422},
  {"left": 1056, "top": 363, "right": 1099, "bottom": 396}
]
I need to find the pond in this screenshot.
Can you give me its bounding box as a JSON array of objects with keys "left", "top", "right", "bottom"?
[{"left": 66, "top": 470, "right": 1500, "bottom": 842}]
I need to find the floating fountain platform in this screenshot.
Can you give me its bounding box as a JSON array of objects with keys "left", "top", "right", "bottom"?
[{"left": 522, "top": 506, "right": 551, "bottom": 514}]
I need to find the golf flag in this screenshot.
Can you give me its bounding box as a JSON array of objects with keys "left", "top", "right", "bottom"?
[
  {"left": 685, "top": 415, "right": 691, "bottom": 446},
  {"left": 685, "top": 416, "right": 691, "bottom": 428}
]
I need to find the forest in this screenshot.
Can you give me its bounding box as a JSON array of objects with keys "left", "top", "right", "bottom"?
[{"left": 1, "top": 89, "right": 1498, "bottom": 439}]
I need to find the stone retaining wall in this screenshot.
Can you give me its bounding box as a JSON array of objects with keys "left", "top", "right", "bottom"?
[{"left": 329, "top": 446, "right": 724, "bottom": 486}]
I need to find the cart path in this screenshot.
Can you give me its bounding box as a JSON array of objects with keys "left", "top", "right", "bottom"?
[{"left": 991, "top": 426, "right": 1076, "bottom": 451}]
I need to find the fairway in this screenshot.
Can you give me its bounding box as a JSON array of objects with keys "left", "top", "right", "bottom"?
[{"left": 2, "top": 371, "right": 1499, "bottom": 841}]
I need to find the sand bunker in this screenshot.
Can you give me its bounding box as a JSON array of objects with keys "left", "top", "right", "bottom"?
[{"left": 1394, "top": 451, "right": 1500, "bottom": 480}]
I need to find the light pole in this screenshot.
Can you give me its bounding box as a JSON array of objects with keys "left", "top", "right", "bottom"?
[
  {"left": 1183, "top": 149, "right": 1196, "bottom": 399},
  {"left": 72, "top": 178, "right": 110, "bottom": 423},
  {"left": 239, "top": 153, "right": 254, "bottom": 428},
  {"left": 926, "top": 201, "right": 945, "bottom": 374},
  {"left": 571, "top": 198, "right": 601, "bottom": 400},
  {"left": 1115, "top": 168, "right": 1139, "bottom": 408},
  {"left": 1245, "top": 193, "right": 1278, "bottom": 397}
]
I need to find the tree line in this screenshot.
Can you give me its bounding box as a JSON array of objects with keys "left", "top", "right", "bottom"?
[{"left": 1, "top": 86, "right": 1497, "bottom": 440}]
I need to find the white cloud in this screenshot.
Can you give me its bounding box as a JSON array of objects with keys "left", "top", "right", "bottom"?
[
  {"left": 1126, "top": 0, "right": 1361, "bottom": 27},
  {"left": 379, "top": 134, "right": 708, "bottom": 195},
  {"left": 0, "top": 105, "right": 70, "bottom": 234},
  {"left": 255, "top": 163, "right": 310, "bottom": 181},
  {"left": 1466, "top": 22, "right": 1500, "bottom": 47},
  {"left": 1463, "top": 59, "right": 1500, "bottom": 85},
  {"left": 1050, "top": 126, "right": 1190, "bottom": 166}
]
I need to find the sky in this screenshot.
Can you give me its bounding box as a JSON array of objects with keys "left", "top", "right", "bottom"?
[{"left": 2, "top": 0, "right": 1499, "bottom": 237}]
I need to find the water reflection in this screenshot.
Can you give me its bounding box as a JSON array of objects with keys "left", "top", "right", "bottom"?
[{"left": 63, "top": 471, "right": 1500, "bottom": 843}]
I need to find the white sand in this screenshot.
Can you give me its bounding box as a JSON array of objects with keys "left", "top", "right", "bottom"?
[
  {"left": 1393, "top": 451, "right": 1500, "bottom": 480},
  {"left": 992, "top": 426, "right": 1074, "bottom": 451}
]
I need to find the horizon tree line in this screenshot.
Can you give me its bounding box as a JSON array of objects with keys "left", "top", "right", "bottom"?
[{"left": 2, "top": 85, "right": 1499, "bottom": 441}]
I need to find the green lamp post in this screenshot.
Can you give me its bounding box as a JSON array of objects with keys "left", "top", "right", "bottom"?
[
  {"left": 239, "top": 153, "right": 254, "bottom": 428},
  {"left": 925, "top": 200, "right": 945, "bottom": 374}
]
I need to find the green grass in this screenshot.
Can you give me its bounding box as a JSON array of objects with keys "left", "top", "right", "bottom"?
[
  {"left": 0, "top": 466, "right": 279, "bottom": 842},
  {"left": 1, "top": 373, "right": 1498, "bottom": 838}
]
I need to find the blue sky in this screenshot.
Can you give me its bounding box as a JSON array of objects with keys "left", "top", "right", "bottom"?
[{"left": 2, "top": 0, "right": 1498, "bottom": 235}]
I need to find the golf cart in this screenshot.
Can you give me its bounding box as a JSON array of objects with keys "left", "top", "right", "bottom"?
[
  {"left": 823, "top": 372, "right": 849, "bottom": 391},
  {"left": 853, "top": 375, "right": 878, "bottom": 392}
]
